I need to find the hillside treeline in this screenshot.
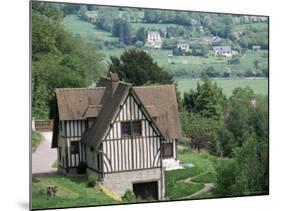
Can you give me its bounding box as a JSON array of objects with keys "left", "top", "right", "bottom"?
[{"left": 32, "top": 2, "right": 104, "bottom": 119}]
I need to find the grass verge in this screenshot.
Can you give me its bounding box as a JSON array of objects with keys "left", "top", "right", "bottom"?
[
  {"left": 32, "top": 130, "right": 42, "bottom": 152},
  {"left": 32, "top": 175, "right": 119, "bottom": 209}
]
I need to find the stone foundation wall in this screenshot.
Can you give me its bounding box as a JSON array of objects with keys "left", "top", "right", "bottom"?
[{"left": 103, "top": 168, "right": 164, "bottom": 199}]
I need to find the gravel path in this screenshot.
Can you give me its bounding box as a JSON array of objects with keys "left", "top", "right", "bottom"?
[
  {"left": 32, "top": 132, "right": 57, "bottom": 174},
  {"left": 186, "top": 183, "right": 214, "bottom": 199}
]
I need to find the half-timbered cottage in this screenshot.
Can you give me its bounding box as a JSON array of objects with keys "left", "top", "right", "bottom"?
[{"left": 51, "top": 73, "right": 182, "bottom": 200}]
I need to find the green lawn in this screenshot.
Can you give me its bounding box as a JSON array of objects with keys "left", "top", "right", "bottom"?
[
  {"left": 32, "top": 130, "right": 42, "bottom": 152},
  {"left": 165, "top": 150, "right": 225, "bottom": 200},
  {"left": 176, "top": 77, "right": 268, "bottom": 97},
  {"left": 32, "top": 175, "right": 118, "bottom": 209}
]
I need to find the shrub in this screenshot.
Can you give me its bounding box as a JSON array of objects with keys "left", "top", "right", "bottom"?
[
  {"left": 135, "top": 41, "right": 144, "bottom": 48},
  {"left": 87, "top": 173, "right": 98, "bottom": 187},
  {"left": 228, "top": 56, "right": 241, "bottom": 64},
  {"left": 77, "top": 162, "right": 87, "bottom": 174},
  {"left": 122, "top": 189, "right": 136, "bottom": 202}
]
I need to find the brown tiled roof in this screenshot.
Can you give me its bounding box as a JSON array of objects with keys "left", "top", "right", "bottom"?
[
  {"left": 53, "top": 75, "right": 182, "bottom": 148},
  {"left": 83, "top": 82, "right": 131, "bottom": 147},
  {"left": 83, "top": 105, "right": 102, "bottom": 118},
  {"left": 133, "top": 85, "right": 182, "bottom": 139},
  {"left": 55, "top": 87, "right": 106, "bottom": 120}
]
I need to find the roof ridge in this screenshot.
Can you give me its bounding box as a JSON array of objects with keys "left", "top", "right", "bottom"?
[
  {"left": 88, "top": 104, "right": 102, "bottom": 108},
  {"left": 133, "top": 84, "right": 175, "bottom": 89},
  {"left": 55, "top": 87, "right": 106, "bottom": 92},
  {"left": 118, "top": 81, "right": 132, "bottom": 86}
]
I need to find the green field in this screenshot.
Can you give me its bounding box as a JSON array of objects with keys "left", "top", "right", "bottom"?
[
  {"left": 32, "top": 175, "right": 118, "bottom": 209},
  {"left": 176, "top": 78, "right": 268, "bottom": 97}
]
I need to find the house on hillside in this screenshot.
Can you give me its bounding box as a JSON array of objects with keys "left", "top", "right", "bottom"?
[
  {"left": 51, "top": 73, "right": 182, "bottom": 200},
  {"left": 213, "top": 46, "right": 232, "bottom": 57},
  {"left": 212, "top": 36, "right": 222, "bottom": 45},
  {"left": 146, "top": 31, "right": 162, "bottom": 49},
  {"left": 252, "top": 45, "right": 261, "bottom": 51},
  {"left": 177, "top": 40, "right": 190, "bottom": 52}
]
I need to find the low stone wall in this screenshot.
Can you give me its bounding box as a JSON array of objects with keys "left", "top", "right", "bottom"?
[
  {"left": 35, "top": 120, "right": 54, "bottom": 132},
  {"left": 102, "top": 168, "right": 164, "bottom": 199}
]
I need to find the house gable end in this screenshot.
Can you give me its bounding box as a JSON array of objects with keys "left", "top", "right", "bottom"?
[{"left": 101, "top": 90, "right": 164, "bottom": 173}]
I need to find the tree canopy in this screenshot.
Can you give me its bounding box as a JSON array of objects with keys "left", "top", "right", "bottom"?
[
  {"left": 108, "top": 48, "right": 173, "bottom": 86},
  {"left": 32, "top": 2, "right": 104, "bottom": 118},
  {"left": 183, "top": 74, "right": 226, "bottom": 120}
]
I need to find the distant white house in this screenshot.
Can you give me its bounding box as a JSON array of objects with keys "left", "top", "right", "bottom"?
[
  {"left": 213, "top": 46, "right": 232, "bottom": 57},
  {"left": 177, "top": 40, "right": 189, "bottom": 52},
  {"left": 146, "top": 31, "right": 162, "bottom": 49},
  {"left": 252, "top": 45, "right": 261, "bottom": 51},
  {"left": 212, "top": 36, "right": 222, "bottom": 45}
]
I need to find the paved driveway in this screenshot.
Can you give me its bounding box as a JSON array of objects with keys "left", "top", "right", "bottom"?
[{"left": 32, "top": 132, "right": 57, "bottom": 174}]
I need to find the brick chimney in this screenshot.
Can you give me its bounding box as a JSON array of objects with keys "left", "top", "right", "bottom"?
[{"left": 110, "top": 72, "right": 119, "bottom": 92}]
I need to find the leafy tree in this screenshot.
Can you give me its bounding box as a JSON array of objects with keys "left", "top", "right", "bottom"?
[
  {"left": 202, "top": 66, "right": 220, "bottom": 78},
  {"left": 183, "top": 75, "right": 226, "bottom": 120},
  {"left": 32, "top": 2, "right": 104, "bottom": 118},
  {"left": 180, "top": 111, "right": 221, "bottom": 153},
  {"left": 228, "top": 56, "right": 241, "bottom": 64},
  {"left": 225, "top": 87, "right": 255, "bottom": 146},
  {"left": 112, "top": 19, "right": 132, "bottom": 45},
  {"left": 214, "top": 89, "right": 269, "bottom": 196},
  {"left": 213, "top": 159, "right": 236, "bottom": 196},
  {"left": 136, "top": 27, "right": 146, "bottom": 43},
  {"left": 62, "top": 4, "right": 80, "bottom": 15},
  {"left": 217, "top": 127, "right": 236, "bottom": 157},
  {"left": 96, "top": 7, "right": 118, "bottom": 31},
  {"left": 214, "top": 134, "right": 268, "bottom": 196},
  {"left": 172, "top": 47, "right": 186, "bottom": 56},
  {"left": 108, "top": 48, "right": 173, "bottom": 86},
  {"left": 254, "top": 59, "right": 262, "bottom": 70},
  {"left": 78, "top": 5, "right": 88, "bottom": 21},
  {"left": 190, "top": 44, "right": 209, "bottom": 57}
]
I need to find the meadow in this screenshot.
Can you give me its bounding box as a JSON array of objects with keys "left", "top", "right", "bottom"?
[
  {"left": 176, "top": 77, "right": 268, "bottom": 97},
  {"left": 63, "top": 15, "right": 118, "bottom": 44}
]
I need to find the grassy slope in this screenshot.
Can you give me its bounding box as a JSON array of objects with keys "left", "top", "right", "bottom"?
[
  {"left": 62, "top": 15, "right": 268, "bottom": 77},
  {"left": 32, "top": 130, "right": 42, "bottom": 152},
  {"left": 233, "top": 22, "right": 268, "bottom": 32},
  {"left": 176, "top": 77, "right": 268, "bottom": 97},
  {"left": 63, "top": 15, "right": 118, "bottom": 45},
  {"left": 32, "top": 175, "right": 118, "bottom": 209},
  {"left": 165, "top": 150, "right": 225, "bottom": 200}
]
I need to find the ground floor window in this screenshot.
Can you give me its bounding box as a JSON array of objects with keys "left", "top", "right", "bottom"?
[
  {"left": 162, "top": 143, "right": 173, "bottom": 158},
  {"left": 70, "top": 141, "right": 79, "bottom": 154}
]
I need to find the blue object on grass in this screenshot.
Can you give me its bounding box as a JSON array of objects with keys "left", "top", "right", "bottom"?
[{"left": 182, "top": 163, "right": 194, "bottom": 168}]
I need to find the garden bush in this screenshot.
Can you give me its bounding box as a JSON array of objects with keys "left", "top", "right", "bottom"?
[
  {"left": 87, "top": 173, "right": 98, "bottom": 187},
  {"left": 122, "top": 189, "right": 136, "bottom": 202}
]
